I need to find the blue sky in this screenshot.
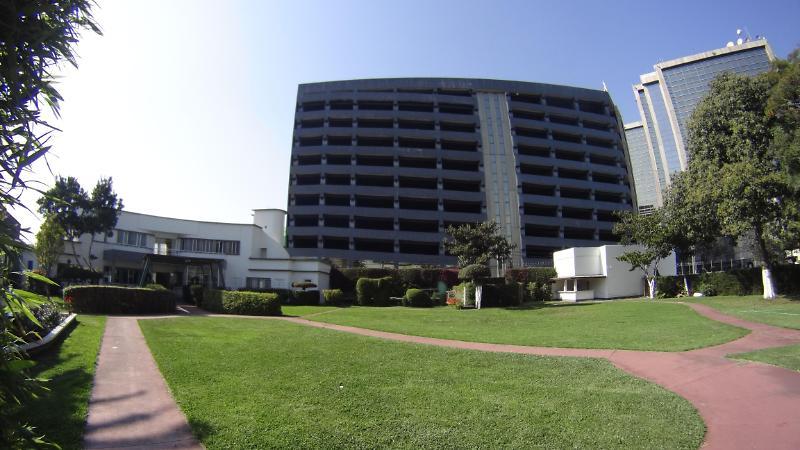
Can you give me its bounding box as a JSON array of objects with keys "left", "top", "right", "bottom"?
[{"left": 16, "top": 0, "right": 800, "bottom": 238}]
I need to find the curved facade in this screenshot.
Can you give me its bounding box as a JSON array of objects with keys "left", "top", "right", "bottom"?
[{"left": 286, "top": 78, "right": 633, "bottom": 266}]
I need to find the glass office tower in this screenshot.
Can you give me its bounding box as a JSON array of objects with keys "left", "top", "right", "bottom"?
[{"left": 631, "top": 39, "right": 774, "bottom": 206}]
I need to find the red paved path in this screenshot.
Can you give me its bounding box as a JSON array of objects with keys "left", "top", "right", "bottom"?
[
  {"left": 277, "top": 303, "right": 800, "bottom": 450},
  {"left": 83, "top": 317, "right": 203, "bottom": 449}
]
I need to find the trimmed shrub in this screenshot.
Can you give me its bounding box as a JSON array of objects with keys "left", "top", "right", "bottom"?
[
  {"left": 202, "top": 289, "right": 281, "bottom": 316},
  {"left": 505, "top": 267, "right": 557, "bottom": 285},
  {"left": 356, "top": 276, "right": 395, "bottom": 306},
  {"left": 292, "top": 290, "right": 321, "bottom": 305},
  {"left": 331, "top": 268, "right": 397, "bottom": 292},
  {"left": 456, "top": 282, "right": 476, "bottom": 307},
  {"left": 322, "top": 289, "right": 345, "bottom": 305},
  {"left": 458, "top": 264, "right": 490, "bottom": 281},
  {"left": 64, "top": 285, "right": 177, "bottom": 314},
  {"left": 404, "top": 288, "right": 433, "bottom": 307}
]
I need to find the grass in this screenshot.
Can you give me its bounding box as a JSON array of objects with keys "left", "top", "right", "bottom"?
[
  {"left": 140, "top": 317, "right": 704, "bottom": 449},
  {"left": 281, "top": 305, "right": 340, "bottom": 317},
  {"left": 681, "top": 295, "right": 800, "bottom": 330},
  {"left": 19, "top": 315, "right": 107, "bottom": 449},
  {"left": 306, "top": 301, "right": 746, "bottom": 351},
  {"left": 728, "top": 343, "right": 800, "bottom": 372}
]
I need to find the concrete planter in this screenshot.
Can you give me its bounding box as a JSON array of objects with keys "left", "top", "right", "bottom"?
[{"left": 17, "top": 313, "right": 77, "bottom": 354}]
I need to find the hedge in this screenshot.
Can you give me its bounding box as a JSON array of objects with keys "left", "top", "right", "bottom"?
[
  {"left": 64, "top": 286, "right": 176, "bottom": 314},
  {"left": 202, "top": 290, "right": 282, "bottom": 316},
  {"left": 331, "top": 267, "right": 459, "bottom": 292},
  {"left": 292, "top": 290, "right": 321, "bottom": 305},
  {"left": 481, "top": 281, "right": 523, "bottom": 307},
  {"left": 403, "top": 288, "right": 433, "bottom": 307},
  {"left": 458, "top": 264, "right": 490, "bottom": 281},
  {"left": 322, "top": 289, "right": 345, "bottom": 305},
  {"left": 356, "top": 277, "right": 396, "bottom": 306},
  {"left": 505, "top": 267, "right": 557, "bottom": 285}
]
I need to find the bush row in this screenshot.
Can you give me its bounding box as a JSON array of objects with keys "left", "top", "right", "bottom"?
[
  {"left": 656, "top": 264, "right": 800, "bottom": 297},
  {"left": 331, "top": 267, "right": 459, "bottom": 292},
  {"left": 201, "top": 290, "right": 282, "bottom": 316},
  {"left": 64, "top": 285, "right": 176, "bottom": 314},
  {"left": 355, "top": 277, "right": 396, "bottom": 306}
]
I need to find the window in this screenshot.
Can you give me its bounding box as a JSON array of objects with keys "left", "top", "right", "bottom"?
[
  {"left": 246, "top": 277, "right": 271, "bottom": 289},
  {"left": 178, "top": 238, "right": 241, "bottom": 255},
  {"left": 115, "top": 229, "right": 150, "bottom": 248}
]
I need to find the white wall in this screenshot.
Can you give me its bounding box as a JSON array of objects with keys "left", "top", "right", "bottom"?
[{"left": 59, "top": 210, "right": 330, "bottom": 290}]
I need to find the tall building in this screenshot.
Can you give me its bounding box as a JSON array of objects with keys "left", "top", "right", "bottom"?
[
  {"left": 629, "top": 39, "right": 774, "bottom": 210},
  {"left": 623, "top": 122, "right": 659, "bottom": 215},
  {"left": 285, "top": 78, "right": 634, "bottom": 267}
]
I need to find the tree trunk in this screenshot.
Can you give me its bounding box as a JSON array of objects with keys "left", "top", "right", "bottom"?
[
  {"left": 647, "top": 277, "right": 656, "bottom": 299},
  {"left": 754, "top": 225, "right": 777, "bottom": 300},
  {"left": 683, "top": 275, "right": 691, "bottom": 296},
  {"left": 69, "top": 238, "right": 83, "bottom": 269},
  {"left": 86, "top": 235, "right": 95, "bottom": 271}
]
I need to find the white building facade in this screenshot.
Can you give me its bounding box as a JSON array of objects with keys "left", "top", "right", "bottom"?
[
  {"left": 553, "top": 245, "right": 676, "bottom": 301},
  {"left": 56, "top": 209, "right": 330, "bottom": 291}
]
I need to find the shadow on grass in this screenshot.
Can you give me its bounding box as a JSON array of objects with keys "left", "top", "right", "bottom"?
[
  {"left": 188, "top": 417, "right": 218, "bottom": 442},
  {"left": 504, "top": 301, "right": 600, "bottom": 311}
]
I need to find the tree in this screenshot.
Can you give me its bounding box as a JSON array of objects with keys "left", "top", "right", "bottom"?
[
  {"left": 83, "top": 177, "right": 124, "bottom": 269},
  {"left": 613, "top": 210, "right": 673, "bottom": 298},
  {"left": 443, "top": 221, "right": 515, "bottom": 271},
  {"left": 0, "top": 1, "right": 100, "bottom": 447},
  {"left": 680, "top": 71, "right": 800, "bottom": 299},
  {"left": 34, "top": 216, "right": 65, "bottom": 277},
  {"left": 37, "top": 175, "right": 87, "bottom": 267},
  {"left": 37, "top": 176, "right": 123, "bottom": 269}
]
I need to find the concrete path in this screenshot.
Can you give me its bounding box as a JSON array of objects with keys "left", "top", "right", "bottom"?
[
  {"left": 83, "top": 317, "right": 203, "bottom": 449},
  {"left": 278, "top": 303, "right": 800, "bottom": 450}
]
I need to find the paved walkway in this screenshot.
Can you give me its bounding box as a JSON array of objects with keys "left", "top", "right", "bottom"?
[
  {"left": 278, "top": 303, "right": 800, "bottom": 450},
  {"left": 83, "top": 316, "right": 203, "bottom": 449}
]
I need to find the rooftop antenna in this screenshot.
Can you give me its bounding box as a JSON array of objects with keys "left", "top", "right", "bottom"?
[
  {"left": 736, "top": 29, "right": 744, "bottom": 46},
  {"left": 601, "top": 80, "right": 608, "bottom": 92}
]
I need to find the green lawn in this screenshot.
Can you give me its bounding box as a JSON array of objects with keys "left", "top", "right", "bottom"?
[
  {"left": 729, "top": 343, "right": 800, "bottom": 372},
  {"left": 20, "top": 315, "right": 107, "bottom": 449},
  {"left": 281, "top": 305, "right": 341, "bottom": 317},
  {"left": 307, "top": 301, "right": 746, "bottom": 351},
  {"left": 140, "top": 317, "right": 704, "bottom": 449},
  {"left": 682, "top": 295, "right": 800, "bottom": 330}
]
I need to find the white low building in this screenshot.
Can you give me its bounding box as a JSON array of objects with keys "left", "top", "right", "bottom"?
[
  {"left": 54, "top": 209, "right": 330, "bottom": 291},
  {"left": 553, "top": 245, "right": 676, "bottom": 301}
]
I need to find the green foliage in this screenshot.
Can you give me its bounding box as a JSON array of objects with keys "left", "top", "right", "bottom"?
[
  {"left": 525, "top": 282, "right": 553, "bottom": 302},
  {"left": 64, "top": 286, "right": 176, "bottom": 314},
  {"left": 458, "top": 264, "right": 490, "bottom": 281},
  {"left": 33, "top": 217, "right": 64, "bottom": 278},
  {"left": 202, "top": 290, "right": 282, "bottom": 316},
  {"left": 291, "top": 290, "right": 320, "bottom": 305},
  {"left": 676, "top": 69, "right": 800, "bottom": 298},
  {"left": 403, "top": 288, "right": 432, "bottom": 307},
  {"left": 443, "top": 221, "right": 515, "bottom": 267},
  {"left": 481, "top": 282, "right": 522, "bottom": 307},
  {"left": 322, "top": 289, "right": 345, "bottom": 306},
  {"left": 355, "top": 277, "right": 395, "bottom": 306},
  {"left": 0, "top": 1, "right": 100, "bottom": 447},
  {"left": 505, "top": 267, "right": 556, "bottom": 285},
  {"left": 655, "top": 276, "right": 685, "bottom": 299},
  {"left": 331, "top": 268, "right": 396, "bottom": 292},
  {"left": 144, "top": 283, "right": 168, "bottom": 291},
  {"left": 614, "top": 209, "right": 673, "bottom": 297},
  {"left": 430, "top": 291, "right": 447, "bottom": 306},
  {"left": 37, "top": 176, "right": 123, "bottom": 270}
]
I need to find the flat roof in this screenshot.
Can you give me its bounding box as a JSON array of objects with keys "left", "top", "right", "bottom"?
[
  {"left": 655, "top": 39, "right": 770, "bottom": 71},
  {"left": 122, "top": 210, "right": 259, "bottom": 228}
]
